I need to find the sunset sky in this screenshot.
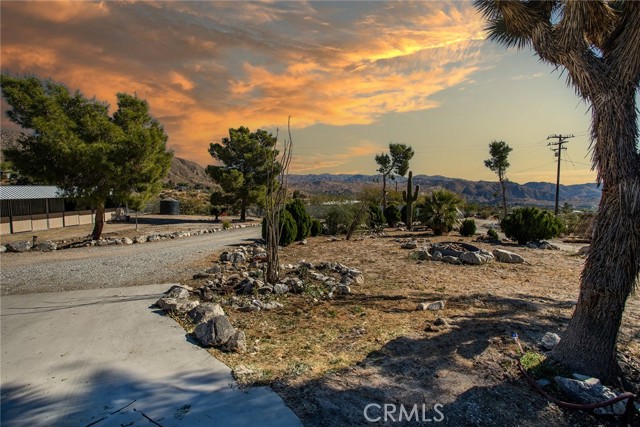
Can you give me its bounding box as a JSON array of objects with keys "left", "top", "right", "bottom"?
[{"left": 1, "top": 1, "right": 609, "bottom": 184}]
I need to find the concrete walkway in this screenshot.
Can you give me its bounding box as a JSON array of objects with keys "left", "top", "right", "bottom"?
[{"left": 1, "top": 284, "right": 302, "bottom": 427}]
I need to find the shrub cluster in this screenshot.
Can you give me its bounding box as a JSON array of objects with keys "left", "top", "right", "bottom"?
[
  {"left": 384, "top": 205, "right": 401, "bottom": 227},
  {"left": 500, "top": 207, "right": 564, "bottom": 245},
  {"left": 286, "top": 199, "right": 312, "bottom": 241},
  {"left": 367, "top": 205, "right": 385, "bottom": 230},
  {"left": 459, "top": 218, "right": 476, "bottom": 237},
  {"left": 310, "top": 219, "right": 323, "bottom": 237}
]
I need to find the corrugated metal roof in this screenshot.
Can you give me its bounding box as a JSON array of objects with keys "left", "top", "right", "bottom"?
[{"left": 0, "top": 186, "right": 63, "bottom": 200}]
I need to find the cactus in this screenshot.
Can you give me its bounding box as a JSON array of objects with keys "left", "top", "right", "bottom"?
[{"left": 402, "top": 171, "right": 420, "bottom": 230}]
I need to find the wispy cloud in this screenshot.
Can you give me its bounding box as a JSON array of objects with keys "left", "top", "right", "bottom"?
[
  {"left": 1, "top": 1, "right": 488, "bottom": 166},
  {"left": 511, "top": 72, "right": 546, "bottom": 81}
]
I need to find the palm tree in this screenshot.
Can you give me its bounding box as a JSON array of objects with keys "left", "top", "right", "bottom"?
[
  {"left": 475, "top": 0, "right": 640, "bottom": 382},
  {"left": 418, "top": 189, "right": 463, "bottom": 236}
]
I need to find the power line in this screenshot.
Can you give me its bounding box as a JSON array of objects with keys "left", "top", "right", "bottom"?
[{"left": 547, "top": 133, "right": 574, "bottom": 215}]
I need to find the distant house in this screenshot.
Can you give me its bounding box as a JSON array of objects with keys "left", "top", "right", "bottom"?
[{"left": 0, "top": 186, "right": 114, "bottom": 235}]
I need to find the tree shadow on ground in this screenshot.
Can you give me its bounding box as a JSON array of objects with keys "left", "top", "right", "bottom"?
[{"left": 275, "top": 297, "right": 633, "bottom": 427}]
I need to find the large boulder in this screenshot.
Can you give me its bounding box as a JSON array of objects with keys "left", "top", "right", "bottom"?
[
  {"left": 0, "top": 245, "right": 6, "bottom": 253},
  {"left": 554, "top": 376, "right": 628, "bottom": 415},
  {"left": 6, "top": 240, "right": 32, "bottom": 253},
  {"left": 460, "top": 252, "right": 486, "bottom": 265},
  {"left": 194, "top": 315, "right": 236, "bottom": 347},
  {"left": 156, "top": 297, "right": 199, "bottom": 314},
  {"left": 188, "top": 303, "right": 225, "bottom": 324},
  {"left": 492, "top": 249, "right": 525, "bottom": 264},
  {"left": 165, "top": 285, "right": 192, "bottom": 299},
  {"left": 34, "top": 240, "right": 57, "bottom": 252},
  {"left": 134, "top": 235, "right": 148, "bottom": 244},
  {"left": 224, "top": 330, "right": 247, "bottom": 353}
]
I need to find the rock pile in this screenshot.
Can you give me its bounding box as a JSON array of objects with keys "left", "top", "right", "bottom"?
[
  {"left": 410, "top": 242, "right": 497, "bottom": 266},
  {"left": 0, "top": 223, "right": 260, "bottom": 254},
  {"left": 155, "top": 284, "right": 247, "bottom": 353},
  {"left": 191, "top": 244, "right": 364, "bottom": 301}
]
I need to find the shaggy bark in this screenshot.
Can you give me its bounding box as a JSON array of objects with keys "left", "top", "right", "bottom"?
[{"left": 476, "top": 0, "right": 640, "bottom": 381}]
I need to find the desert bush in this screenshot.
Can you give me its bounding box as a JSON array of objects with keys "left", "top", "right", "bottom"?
[
  {"left": 367, "top": 205, "right": 385, "bottom": 230},
  {"left": 459, "top": 218, "right": 477, "bottom": 237},
  {"left": 418, "top": 189, "right": 463, "bottom": 236},
  {"left": 384, "top": 205, "right": 401, "bottom": 227},
  {"left": 286, "top": 198, "right": 312, "bottom": 241},
  {"left": 222, "top": 219, "right": 232, "bottom": 230},
  {"left": 487, "top": 228, "right": 499, "bottom": 240},
  {"left": 500, "top": 207, "right": 564, "bottom": 245},
  {"left": 262, "top": 209, "right": 298, "bottom": 246},
  {"left": 310, "top": 219, "right": 323, "bottom": 237},
  {"left": 324, "top": 204, "right": 357, "bottom": 235},
  {"left": 560, "top": 211, "right": 596, "bottom": 237}
]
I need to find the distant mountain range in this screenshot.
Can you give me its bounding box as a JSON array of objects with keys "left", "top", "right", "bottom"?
[
  {"left": 286, "top": 173, "right": 601, "bottom": 209},
  {"left": 1, "top": 130, "right": 600, "bottom": 208}
]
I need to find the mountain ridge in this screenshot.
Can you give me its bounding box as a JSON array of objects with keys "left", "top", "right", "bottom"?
[{"left": 286, "top": 173, "right": 601, "bottom": 209}]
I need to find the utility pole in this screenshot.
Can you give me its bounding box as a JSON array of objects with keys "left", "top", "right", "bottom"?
[{"left": 547, "top": 134, "right": 574, "bottom": 215}]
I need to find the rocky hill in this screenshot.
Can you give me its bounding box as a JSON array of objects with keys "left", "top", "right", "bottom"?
[
  {"left": 287, "top": 173, "right": 601, "bottom": 209},
  {"left": 166, "top": 156, "right": 217, "bottom": 189}
]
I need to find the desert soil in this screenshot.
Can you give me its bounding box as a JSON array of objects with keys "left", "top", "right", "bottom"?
[{"left": 182, "top": 228, "right": 639, "bottom": 427}]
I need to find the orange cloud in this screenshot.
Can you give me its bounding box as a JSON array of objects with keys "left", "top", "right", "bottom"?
[{"left": 1, "top": 1, "right": 490, "bottom": 169}]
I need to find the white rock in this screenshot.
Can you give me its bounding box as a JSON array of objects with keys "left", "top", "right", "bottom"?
[
  {"left": 540, "top": 332, "right": 561, "bottom": 350},
  {"left": 492, "top": 249, "right": 525, "bottom": 264}
]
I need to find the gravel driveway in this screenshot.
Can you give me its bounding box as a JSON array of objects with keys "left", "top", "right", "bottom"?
[{"left": 0, "top": 227, "right": 260, "bottom": 295}]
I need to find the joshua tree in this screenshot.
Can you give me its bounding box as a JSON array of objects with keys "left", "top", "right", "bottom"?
[
  {"left": 475, "top": 0, "right": 640, "bottom": 382},
  {"left": 484, "top": 140, "right": 512, "bottom": 217},
  {"left": 375, "top": 143, "right": 414, "bottom": 210},
  {"left": 402, "top": 171, "right": 420, "bottom": 230}
]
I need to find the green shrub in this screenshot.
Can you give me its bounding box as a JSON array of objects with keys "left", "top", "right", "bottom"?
[
  {"left": 487, "top": 228, "right": 499, "bottom": 240},
  {"left": 286, "top": 199, "right": 312, "bottom": 241},
  {"left": 261, "top": 210, "right": 298, "bottom": 246},
  {"left": 367, "top": 205, "right": 385, "bottom": 230},
  {"left": 222, "top": 219, "right": 232, "bottom": 230},
  {"left": 384, "top": 205, "right": 401, "bottom": 227},
  {"left": 325, "top": 204, "right": 357, "bottom": 235},
  {"left": 500, "top": 207, "right": 564, "bottom": 245},
  {"left": 310, "top": 219, "right": 323, "bottom": 237},
  {"left": 459, "top": 218, "right": 476, "bottom": 237},
  {"left": 417, "top": 189, "right": 463, "bottom": 236}
]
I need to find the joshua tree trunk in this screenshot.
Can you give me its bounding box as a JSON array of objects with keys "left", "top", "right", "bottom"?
[
  {"left": 475, "top": 0, "right": 640, "bottom": 382},
  {"left": 92, "top": 201, "right": 105, "bottom": 240},
  {"left": 552, "top": 86, "right": 640, "bottom": 381},
  {"left": 381, "top": 174, "right": 388, "bottom": 210},
  {"left": 499, "top": 175, "right": 507, "bottom": 218}
]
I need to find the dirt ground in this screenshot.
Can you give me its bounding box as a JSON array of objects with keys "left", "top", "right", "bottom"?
[{"left": 182, "top": 228, "right": 639, "bottom": 427}]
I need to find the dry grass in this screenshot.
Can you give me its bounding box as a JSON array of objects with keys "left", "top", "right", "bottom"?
[{"left": 185, "top": 230, "right": 639, "bottom": 389}]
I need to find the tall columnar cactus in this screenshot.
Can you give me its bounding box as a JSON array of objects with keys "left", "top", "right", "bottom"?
[{"left": 402, "top": 171, "right": 419, "bottom": 231}]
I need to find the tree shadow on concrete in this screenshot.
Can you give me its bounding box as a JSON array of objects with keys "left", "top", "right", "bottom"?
[{"left": 1, "top": 365, "right": 300, "bottom": 427}]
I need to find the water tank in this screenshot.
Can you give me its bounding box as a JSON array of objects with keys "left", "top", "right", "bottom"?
[{"left": 159, "top": 198, "right": 180, "bottom": 215}]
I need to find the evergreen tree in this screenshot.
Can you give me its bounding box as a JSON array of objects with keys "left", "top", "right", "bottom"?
[
  {"left": 207, "top": 127, "right": 278, "bottom": 221},
  {"left": 1, "top": 75, "right": 171, "bottom": 239}
]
